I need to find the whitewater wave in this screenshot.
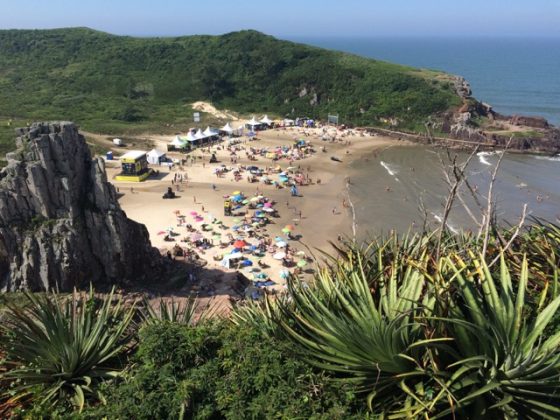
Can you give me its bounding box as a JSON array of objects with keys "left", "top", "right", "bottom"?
[
  {"left": 380, "top": 161, "right": 399, "bottom": 181},
  {"left": 477, "top": 151, "right": 502, "bottom": 166},
  {"left": 535, "top": 154, "right": 560, "bottom": 162},
  {"left": 433, "top": 213, "right": 459, "bottom": 234}
]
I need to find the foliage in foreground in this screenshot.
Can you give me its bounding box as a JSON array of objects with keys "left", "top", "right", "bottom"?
[
  {"left": 275, "top": 227, "right": 560, "bottom": 418},
  {"left": 83, "top": 322, "right": 364, "bottom": 419},
  {"left": 0, "top": 288, "right": 136, "bottom": 413},
  {"left": 1, "top": 223, "right": 560, "bottom": 418}
]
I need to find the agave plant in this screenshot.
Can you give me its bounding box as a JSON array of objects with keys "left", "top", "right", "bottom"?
[
  {"left": 276, "top": 243, "right": 455, "bottom": 416},
  {"left": 231, "top": 297, "right": 282, "bottom": 335},
  {"left": 0, "top": 288, "right": 136, "bottom": 412},
  {"left": 441, "top": 253, "right": 560, "bottom": 419},
  {"left": 140, "top": 296, "right": 213, "bottom": 326}
]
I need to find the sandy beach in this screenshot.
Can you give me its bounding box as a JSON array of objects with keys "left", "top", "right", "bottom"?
[{"left": 105, "top": 124, "right": 398, "bottom": 295}]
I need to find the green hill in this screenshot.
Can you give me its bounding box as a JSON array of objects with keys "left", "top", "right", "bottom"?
[{"left": 0, "top": 28, "right": 460, "bottom": 142}]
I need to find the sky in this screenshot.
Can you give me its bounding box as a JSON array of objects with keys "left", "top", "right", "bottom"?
[{"left": 1, "top": 0, "right": 559, "bottom": 38}]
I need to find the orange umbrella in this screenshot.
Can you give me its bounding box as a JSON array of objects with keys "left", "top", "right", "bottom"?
[
  {"left": 233, "top": 240, "right": 247, "bottom": 249},
  {"left": 284, "top": 225, "right": 295, "bottom": 231}
]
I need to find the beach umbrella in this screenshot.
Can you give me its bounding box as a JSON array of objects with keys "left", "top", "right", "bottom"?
[
  {"left": 190, "top": 211, "right": 198, "bottom": 216},
  {"left": 277, "top": 241, "right": 288, "bottom": 248},
  {"left": 250, "top": 196, "right": 260, "bottom": 202},
  {"left": 279, "top": 269, "right": 290, "bottom": 279},
  {"left": 232, "top": 191, "right": 241, "bottom": 196},
  {"left": 263, "top": 208, "right": 275, "bottom": 213},
  {"left": 157, "top": 231, "right": 166, "bottom": 235},
  {"left": 241, "top": 260, "right": 253, "bottom": 267},
  {"left": 190, "top": 232, "right": 203, "bottom": 241},
  {"left": 195, "top": 216, "right": 204, "bottom": 222},
  {"left": 284, "top": 224, "right": 295, "bottom": 231},
  {"left": 281, "top": 228, "right": 291, "bottom": 234},
  {"left": 256, "top": 214, "right": 266, "bottom": 218},
  {"left": 264, "top": 202, "right": 272, "bottom": 208},
  {"left": 297, "top": 260, "right": 307, "bottom": 268},
  {"left": 242, "top": 199, "right": 249, "bottom": 205},
  {"left": 233, "top": 218, "right": 241, "bottom": 223},
  {"left": 233, "top": 240, "right": 247, "bottom": 249},
  {"left": 273, "top": 252, "right": 286, "bottom": 260}
]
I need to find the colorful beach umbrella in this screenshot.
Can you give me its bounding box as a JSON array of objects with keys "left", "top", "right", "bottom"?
[
  {"left": 190, "top": 233, "right": 203, "bottom": 241},
  {"left": 281, "top": 228, "right": 291, "bottom": 234},
  {"left": 284, "top": 224, "right": 295, "bottom": 231},
  {"left": 190, "top": 211, "right": 198, "bottom": 216},
  {"left": 232, "top": 191, "right": 241, "bottom": 196},
  {"left": 233, "top": 240, "right": 247, "bottom": 249},
  {"left": 273, "top": 252, "right": 286, "bottom": 260},
  {"left": 297, "top": 260, "right": 307, "bottom": 268},
  {"left": 276, "top": 241, "right": 288, "bottom": 248}
]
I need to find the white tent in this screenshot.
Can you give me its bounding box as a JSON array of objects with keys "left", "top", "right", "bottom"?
[
  {"left": 221, "top": 122, "right": 234, "bottom": 134},
  {"left": 247, "top": 116, "right": 261, "bottom": 127},
  {"left": 203, "top": 126, "right": 219, "bottom": 137},
  {"left": 195, "top": 129, "right": 205, "bottom": 140},
  {"left": 185, "top": 132, "right": 198, "bottom": 142},
  {"left": 169, "top": 135, "right": 186, "bottom": 148},
  {"left": 147, "top": 149, "right": 166, "bottom": 165},
  {"left": 260, "top": 115, "right": 273, "bottom": 126}
]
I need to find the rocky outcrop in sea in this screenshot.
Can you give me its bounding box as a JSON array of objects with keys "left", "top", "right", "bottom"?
[{"left": 0, "top": 122, "right": 161, "bottom": 291}]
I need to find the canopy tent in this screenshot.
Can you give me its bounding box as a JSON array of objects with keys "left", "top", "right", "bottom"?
[
  {"left": 248, "top": 116, "right": 260, "bottom": 126},
  {"left": 169, "top": 136, "right": 187, "bottom": 149},
  {"left": 195, "top": 129, "right": 206, "bottom": 141},
  {"left": 260, "top": 115, "right": 273, "bottom": 126},
  {"left": 185, "top": 132, "right": 198, "bottom": 142},
  {"left": 147, "top": 149, "right": 166, "bottom": 164},
  {"left": 245, "top": 116, "right": 264, "bottom": 130},
  {"left": 283, "top": 118, "right": 295, "bottom": 126},
  {"left": 220, "top": 122, "right": 234, "bottom": 134},
  {"left": 203, "top": 126, "right": 219, "bottom": 137}
]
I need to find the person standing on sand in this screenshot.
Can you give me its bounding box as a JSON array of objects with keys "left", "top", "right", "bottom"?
[
  {"left": 332, "top": 207, "right": 337, "bottom": 215},
  {"left": 193, "top": 196, "right": 196, "bottom": 204}
]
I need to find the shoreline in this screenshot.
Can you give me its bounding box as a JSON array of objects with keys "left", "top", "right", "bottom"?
[{"left": 104, "top": 126, "right": 400, "bottom": 295}]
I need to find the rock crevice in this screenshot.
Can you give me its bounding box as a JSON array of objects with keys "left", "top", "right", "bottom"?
[{"left": 0, "top": 122, "right": 161, "bottom": 291}]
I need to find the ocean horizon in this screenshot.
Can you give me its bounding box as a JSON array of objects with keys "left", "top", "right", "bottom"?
[{"left": 289, "top": 36, "right": 560, "bottom": 126}]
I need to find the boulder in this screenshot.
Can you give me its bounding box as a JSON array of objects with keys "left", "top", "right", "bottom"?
[{"left": 0, "top": 122, "right": 162, "bottom": 292}]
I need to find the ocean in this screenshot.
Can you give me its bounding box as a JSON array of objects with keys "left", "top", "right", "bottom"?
[
  {"left": 291, "top": 37, "right": 560, "bottom": 126},
  {"left": 288, "top": 37, "right": 560, "bottom": 236}
]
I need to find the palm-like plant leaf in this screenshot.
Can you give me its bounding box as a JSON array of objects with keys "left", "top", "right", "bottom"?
[{"left": 0, "top": 288, "right": 136, "bottom": 411}]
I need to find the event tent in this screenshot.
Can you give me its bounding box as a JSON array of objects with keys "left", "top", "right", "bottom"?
[
  {"left": 147, "top": 149, "right": 166, "bottom": 164},
  {"left": 185, "top": 132, "right": 198, "bottom": 142},
  {"left": 195, "top": 129, "right": 205, "bottom": 140},
  {"left": 220, "top": 122, "right": 234, "bottom": 135},
  {"left": 203, "top": 126, "right": 219, "bottom": 137},
  {"left": 245, "top": 116, "right": 264, "bottom": 130},
  {"left": 260, "top": 115, "right": 273, "bottom": 126},
  {"left": 169, "top": 135, "right": 187, "bottom": 149}
]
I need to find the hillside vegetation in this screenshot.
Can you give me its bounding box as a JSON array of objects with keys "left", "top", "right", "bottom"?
[{"left": 0, "top": 28, "right": 460, "bottom": 146}]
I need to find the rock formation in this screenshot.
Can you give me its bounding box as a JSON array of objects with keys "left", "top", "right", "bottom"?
[{"left": 0, "top": 122, "right": 162, "bottom": 292}]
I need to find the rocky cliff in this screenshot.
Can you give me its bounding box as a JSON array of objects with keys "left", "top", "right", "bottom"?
[{"left": 0, "top": 122, "right": 161, "bottom": 292}]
